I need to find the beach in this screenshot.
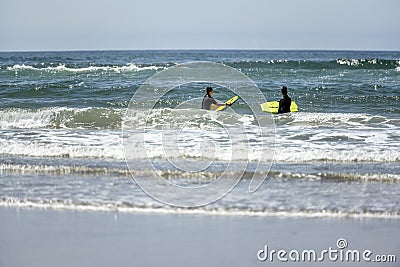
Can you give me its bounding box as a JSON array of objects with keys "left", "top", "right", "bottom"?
[{"left": 1, "top": 207, "right": 399, "bottom": 267}]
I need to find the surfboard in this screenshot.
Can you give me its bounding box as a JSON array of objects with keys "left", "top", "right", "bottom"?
[
  {"left": 216, "top": 95, "right": 239, "bottom": 111},
  {"left": 260, "top": 101, "right": 298, "bottom": 113}
]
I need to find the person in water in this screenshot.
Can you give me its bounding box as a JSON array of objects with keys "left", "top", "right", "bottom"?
[
  {"left": 278, "top": 86, "right": 292, "bottom": 114},
  {"left": 201, "top": 86, "right": 229, "bottom": 110}
]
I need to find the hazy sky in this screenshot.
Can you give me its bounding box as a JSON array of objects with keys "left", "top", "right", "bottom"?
[{"left": 1, "top": 0, "right": 399, "bottom": 51}]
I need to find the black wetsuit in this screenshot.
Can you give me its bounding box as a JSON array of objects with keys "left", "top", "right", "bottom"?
[
  {"left": 278, "top": 95, "right": 291, "bottom": 114},
  {"left": 202, "top": 94, "right": 217, "bottom": 110}
]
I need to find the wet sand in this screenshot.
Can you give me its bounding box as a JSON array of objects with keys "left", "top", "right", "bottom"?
[{"left": 0, "top": 207, "right": 399, "bottom": 267}]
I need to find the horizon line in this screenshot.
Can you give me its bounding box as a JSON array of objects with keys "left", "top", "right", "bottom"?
[{"left": 1, "top": 48, "right": 399, "bottom": 53}]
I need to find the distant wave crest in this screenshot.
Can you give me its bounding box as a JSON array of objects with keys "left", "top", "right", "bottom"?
[
  {"left": 6, "top": 63, "right": 163, "bottom": 73},
  {"left": 230, "top": 58, "right": 400, "bottom": 70}
]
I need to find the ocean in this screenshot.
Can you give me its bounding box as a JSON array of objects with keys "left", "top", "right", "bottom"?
[{"left": 0, "top": 50, "right": 399, "bottom": 217}]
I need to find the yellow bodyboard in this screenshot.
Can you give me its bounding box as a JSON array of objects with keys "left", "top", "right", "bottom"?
[
  {"left": 216, "top": 95, "right": 239, "bottom": 111},
  {"left": 260, "top": 101, "right": 298, "bottom": 113}
]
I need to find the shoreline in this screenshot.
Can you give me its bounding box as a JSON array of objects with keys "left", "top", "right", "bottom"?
[{"left": 1, "top": 200, "right": 400, "bottom": 220}]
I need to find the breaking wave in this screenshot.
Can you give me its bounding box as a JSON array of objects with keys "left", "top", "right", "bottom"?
[{"left": 6, "top": 63, "right": 164, "bottom": 73}]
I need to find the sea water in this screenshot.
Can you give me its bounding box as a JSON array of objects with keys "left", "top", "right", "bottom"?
[{"left": 0, "top": 50, "right": 399, "bottom": 217}]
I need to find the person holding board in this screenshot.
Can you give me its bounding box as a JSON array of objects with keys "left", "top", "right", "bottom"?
[
  {"left": 201, "top": 86, "right": 230, "bottom": 110},
  {"left": 260, "top": 86, "right": 298, "bottom": 113},
  {"left": 278, "top": 86, "right": 292, "bottom": 114}
]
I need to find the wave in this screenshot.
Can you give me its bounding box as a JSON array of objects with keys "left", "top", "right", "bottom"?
[
  {"left": 1, "top": 106, "right": 399, "bottom": 130},
  {"left": 6, "top": 63, "right": 164, "bottom": 73},
  {"left": 0, "top": 108, "right": 399, "bottom": 162},
  {"left": 0, "top": 106, "right": 260, "bottom": 130},
  {"left": 1, "top": 197, "right": 399, "bottom": 219},
  {"left": 274, "top": 147, "right": 400, "bottom": 163},
  {"left": 2, "top": 139, "right": 397, "bottom": 162},
  {"left": 0, "top": 107, "right": 400, "bottom": 129},
  {"left": 0, "top": 107, "right": 124, "bottom": 129},
  {"left": 4, "top": 59, "right": 399, "bottom": 74},
  {"left": 274, "top": 112, "right": 400, "bottom": 127},
  {"left": 335, "top": 58, "right": 398, "bottom": 67},
  {"left": 1, "top": 162, "right": 399, "bottom": 183},
  {"left": 0, "top": 137, "right": 124, "bottom": 159},
  {"left": 230, "top": 58, "right": 400, "bottom": 70}
]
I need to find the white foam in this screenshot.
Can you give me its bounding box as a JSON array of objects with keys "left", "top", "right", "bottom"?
[
  {"left": 0, "top": 108, "right": 53, "bottom": 129},
  {"left": 0, "top": 129, "right": 124, "bottom": 159},
  {"left": 267, "top": 59, "right": 288, "bottom": 64},
  {"left": 1, "top": 198, "right": 399, "bottom": 219},
  {"left": 337, "top": 59, "right": 360, "bottom": 66},
  {"left": 2, "top": 130, "right": 399, "bottom": 162},
  {"left": 1, "top": 108, "right": 399, "bottom": 162},
  {"left": 6, "top": 63, "right": 163, "bottom": 73},
  {"left": 0, "top": 107, "right": 124, "bottom": 129},
  {"left": 273, "top": 147, "right": 400, "bottom": 162},
  {"left": 2, "top": 163, "right": 398, "bottom": 183},
  {"left": 284, "top": 112, "right": 393, "bottom": 127},
  {"left": 336, "top": 58, "right": 379, "bottom": 66}
]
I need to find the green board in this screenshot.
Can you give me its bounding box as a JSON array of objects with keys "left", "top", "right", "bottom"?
[
  {"left": 260, "top": 101, "right": 298, "bottom": 113},
  {"left": 216, "top": 95, "right": 239, "bottom": 111}
]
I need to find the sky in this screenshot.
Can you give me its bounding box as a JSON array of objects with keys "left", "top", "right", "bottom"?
[{"left": 0, "top": 0, "right": 399, "bottom": 51}]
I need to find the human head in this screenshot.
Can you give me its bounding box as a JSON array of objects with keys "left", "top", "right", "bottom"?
[
  {"left": 206, "top": 86, "right": 213, "bottom": 96},
  {"left": 281, "top": 86, "right": 288, "bottom": 96}
]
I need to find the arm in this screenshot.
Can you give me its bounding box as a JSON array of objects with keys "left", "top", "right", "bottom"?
[
  {"left": 210, "top": 103, "right": 227, "bottom": 109},
  {"left": 210, "top": 98, "right": 227, "bottom": 109},
  {"left": 277, "top": 99, "right": 283, "bottom": 114}
]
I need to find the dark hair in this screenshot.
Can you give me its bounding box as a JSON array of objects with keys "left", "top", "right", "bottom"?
[
  {"left": 281, "top": 86, "right": 288, "bottom": 95},
  {"left": 206, "top": 86, "right": 213, "bottom": 96}
]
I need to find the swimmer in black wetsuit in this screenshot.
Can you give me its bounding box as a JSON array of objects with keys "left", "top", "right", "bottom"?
[
  {"left": 201, "top": 86, "right": 229, "bottom": 110},
  {"left": 278, "top": 86, "right": 291, "bottom": 114}
]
